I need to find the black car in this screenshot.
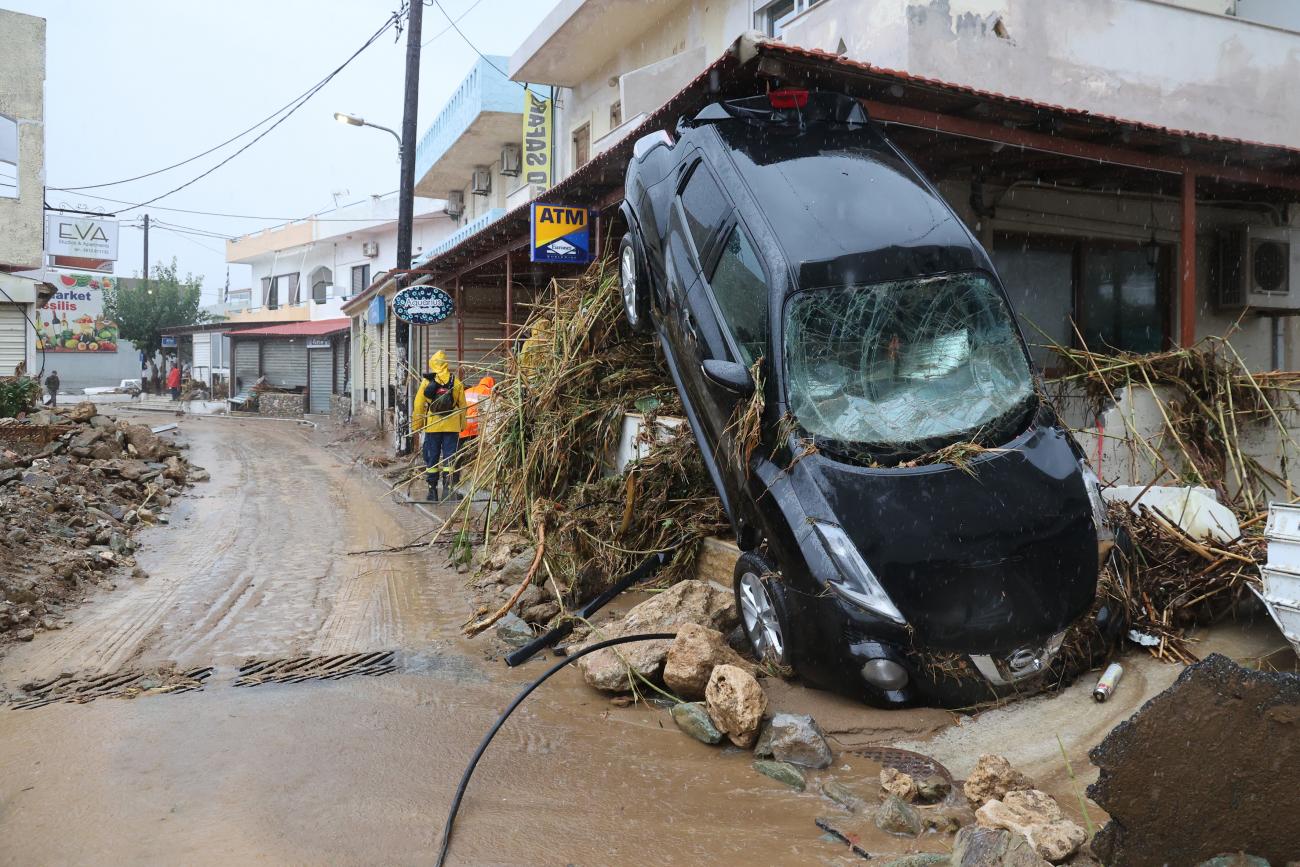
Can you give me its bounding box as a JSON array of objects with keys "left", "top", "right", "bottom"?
[{"left": 618, "top": 90, "right": 1115, "bottom": 708}]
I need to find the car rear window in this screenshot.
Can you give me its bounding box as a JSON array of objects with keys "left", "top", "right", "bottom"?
[
  {"left": 784, "top": 272, "right": 1034, "bottom": 461},
  {"left": 679, "top": 163, "right": 728, "bottom": 259}
]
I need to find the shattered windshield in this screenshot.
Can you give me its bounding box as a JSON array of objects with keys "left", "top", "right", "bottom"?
[{"left": 784, "top": 272, "right": 1035, "bottom": 461}]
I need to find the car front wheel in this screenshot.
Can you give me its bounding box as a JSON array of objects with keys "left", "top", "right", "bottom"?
[
  {"left": 734, "top": 551, "right": 790, "bottom": 666},
  {"left": 619, "top": 233, "right": 650, "bottom": 333}
]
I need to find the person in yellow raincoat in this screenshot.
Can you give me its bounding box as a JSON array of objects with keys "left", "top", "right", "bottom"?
[{"left": 413, "top": 351, "right": 466, "bottom": 501}]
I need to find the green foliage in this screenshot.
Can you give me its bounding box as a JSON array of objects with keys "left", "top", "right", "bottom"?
[
  {"left": 0, "top": 376, "right": 42, "bottom": 418},
  {"left": 104, "top": 258, "right": 211, "bottom": 358}
]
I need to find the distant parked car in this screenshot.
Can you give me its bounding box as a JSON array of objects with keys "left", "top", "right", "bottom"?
[{"left": 619, "top": 90, "right": 1117, "bottom": 708}]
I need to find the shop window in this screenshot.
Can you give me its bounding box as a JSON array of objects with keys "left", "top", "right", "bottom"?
[
  {"left": 707, "top": 225, "right": 768, "bottom": 366},
  {"left": 991, "top": 237, "right": 1074, "bottom": 370},
  {"left": 572, "top": 123, "right": 590, "bottom": 169},
  {"left": 1079, "top": 245, "right": 1167, "bottom": 354},
  {"left": 0, "top": 114, "right": 17, "bottom": 198}
]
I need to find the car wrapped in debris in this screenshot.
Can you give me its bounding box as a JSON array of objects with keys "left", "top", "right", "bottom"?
[{"left": 618, "top": 89, "right": 1116, "bottom": 708}]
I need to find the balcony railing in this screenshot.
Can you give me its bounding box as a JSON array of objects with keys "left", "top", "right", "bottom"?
[
  {"left": 414, "top": 208, "right": 506, "bottom": 268},
  {"left": 414, "top": 56, "right": 518, "bottom": 185}
]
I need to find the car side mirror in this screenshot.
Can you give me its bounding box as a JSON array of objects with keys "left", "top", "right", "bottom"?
[{"left": 702, "top": 359, "right": 754, "bottom": 396}]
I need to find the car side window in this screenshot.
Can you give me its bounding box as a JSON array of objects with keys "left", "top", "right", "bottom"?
[
  {"left": 679, "top": 163, "right": 728, "bottom": 262},
  {"left": 707, "top": 224, "right": 768, "bottom": 367}
]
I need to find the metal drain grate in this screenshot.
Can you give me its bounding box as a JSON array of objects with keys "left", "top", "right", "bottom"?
[
  {"left": 10, "top": 666, "right": 214, "bottom": 709},
  {"left": 233, "top": 651, "right": 398, "bottom": 687},
  {"left": 852, "top": 746, "right": 953, "bottom": 784}
]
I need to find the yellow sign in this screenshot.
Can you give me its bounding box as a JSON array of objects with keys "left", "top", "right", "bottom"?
[
  {"left": 531, "top": 204, "right": 591, "bottom": 263},
  {"left": 522, "top": 90, "right": 552, "bottom": 189}
]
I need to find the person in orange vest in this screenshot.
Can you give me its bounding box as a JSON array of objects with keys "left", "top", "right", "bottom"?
[
  {"left": 459, "top": 376, "right": 495, "bottom": 442},
  {"left": 412, "top": 351, "right": 466, "bottom": 501}
]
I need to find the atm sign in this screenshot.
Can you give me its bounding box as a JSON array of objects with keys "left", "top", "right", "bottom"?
[{"left": 530, "top": 203, "right": 592, "bottom": 264}]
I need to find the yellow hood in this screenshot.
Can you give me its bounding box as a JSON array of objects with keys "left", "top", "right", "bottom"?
[{"left": 428, "top": 351, "right": 450, "bottom": 383}]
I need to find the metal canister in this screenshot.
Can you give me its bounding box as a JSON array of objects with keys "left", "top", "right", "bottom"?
[{"left": 1093, "top": 662, "right": 1123, "bottom": 702}]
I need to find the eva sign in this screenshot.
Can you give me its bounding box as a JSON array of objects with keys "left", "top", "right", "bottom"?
[
  {"left": 45, "top": 215, "right": 119, "bottom": 261},
  {"left": 393, "top": 285, "right": 454, "bottom": 324}
]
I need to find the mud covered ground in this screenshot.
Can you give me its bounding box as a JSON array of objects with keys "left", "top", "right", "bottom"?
[{"left": 0, "top": 414, "right": 1292, "bottom": 865}]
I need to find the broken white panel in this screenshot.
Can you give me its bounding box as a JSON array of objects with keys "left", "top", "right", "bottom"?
[
  {"left": 1264, "top": 502, "right": 1300, "bottom": 572},
  {"left": 1102, "top": 485, "right": 1241, "bottom": 544},
  {"left": 1258, "top": 502, "right": 1300, "bottom": 658},
  {"left": 613, "top": 413, "right": 683, "bottom": 475}
]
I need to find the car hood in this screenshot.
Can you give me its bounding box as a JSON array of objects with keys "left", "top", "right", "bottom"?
[{"left": 801, "top": 423, "right": 1098, "bottom": 653}]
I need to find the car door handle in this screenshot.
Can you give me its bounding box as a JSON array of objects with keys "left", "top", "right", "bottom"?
[{"left": 682, "top": 309, "right": 700, "bottom": 344}]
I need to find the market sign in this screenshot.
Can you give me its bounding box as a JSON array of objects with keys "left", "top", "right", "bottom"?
[
  {"left": 37, "top": 272, "right": 121, "bottom": 353},
  {"left": 161, "top": 335, "right": 177, "bottom": 348},
  {"left": 45, "top": 215, "right": 118, "bottom": 262},
  {"left": 522, "top": 90, "right": 552, "bottom": 189},
  {"left": 306, "top": 336, "right": 331, "bottom": 349},
  {"left": 393, "top": 285, "right": 454, "bottom": 324},
  {"left": 530, "top": 203, "right": 592, "bottom": 264}
]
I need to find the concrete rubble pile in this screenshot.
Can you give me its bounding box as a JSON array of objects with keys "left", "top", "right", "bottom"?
[{"left": 0, "top": 401, "right": 207, "bottom": 646}]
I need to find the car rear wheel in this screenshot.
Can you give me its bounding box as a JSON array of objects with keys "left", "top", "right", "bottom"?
[
  {"left": 734, "top": 551, "right": 789, "bottom": 666},
  {"left": 619, "top": 233, "right": 650, "bottom": 333}
]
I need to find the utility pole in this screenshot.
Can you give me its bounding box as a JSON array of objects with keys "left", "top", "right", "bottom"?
[
  {"left": 393, "top": 0, "right": 422, "bottom": 456},
  {"left": 142, "top": 213, "right": 150, "bottom": 290}
]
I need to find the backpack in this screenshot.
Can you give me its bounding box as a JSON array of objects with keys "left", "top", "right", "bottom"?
[{"left": 423, "top": 374, "right": 458, "bottom": 415}]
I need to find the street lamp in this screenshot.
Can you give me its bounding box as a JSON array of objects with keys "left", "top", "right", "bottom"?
[{"left": 333, "top": 111, "right": 402, "bottom": 157}]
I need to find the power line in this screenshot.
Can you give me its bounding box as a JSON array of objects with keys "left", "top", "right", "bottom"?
[
  {"left": 101, "top": 12, "right": 401, "bottom": 214},
  {"left": 62, "top": 190, "right": 447, "bottom": 224},
  {"left": 151, "top": 225, "right": 227, "bottom": 256},
  {"left": 421, "top": 0, "right": 485, "bottom": 47},
  {"left": 426, "top": 0, "right": 528, "bottom": 91}
]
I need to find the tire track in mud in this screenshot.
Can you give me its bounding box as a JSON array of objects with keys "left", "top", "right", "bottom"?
[{"left": 0, "top": 418, "right": 441, "bottom": 688}]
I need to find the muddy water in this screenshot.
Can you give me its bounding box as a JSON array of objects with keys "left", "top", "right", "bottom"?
[{"left": 0, "top": 415, "right": 950, "bottom": 866}]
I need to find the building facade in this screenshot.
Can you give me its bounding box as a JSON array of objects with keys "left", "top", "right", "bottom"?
[{"left": 0, "top": 8, "right": 52, "bottom": 376}]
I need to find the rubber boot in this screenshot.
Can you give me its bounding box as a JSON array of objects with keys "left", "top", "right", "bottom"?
[{"left": 427, "top": 474, "right": 439, "bottom": 502}]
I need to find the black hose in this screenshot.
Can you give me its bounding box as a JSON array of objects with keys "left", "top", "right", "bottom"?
[{"left": 435, "top": 631, "right": 677, "bottom": 867}]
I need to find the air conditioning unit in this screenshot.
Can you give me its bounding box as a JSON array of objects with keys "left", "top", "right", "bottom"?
[
  {"left": 1217, "top": 226, "right": 1298, "bottom": 311},
  {"left": 361, "top": 241, "right": 379, "bottom": 258},
  {"left": 444, "top": 190, "right": 464, "bottom": 220},
  {"left": 471, "top": 166, "right": 492, "bottom": 196},
  {"left": 500, "top": 144, "right": 521, "bottom": 177}
]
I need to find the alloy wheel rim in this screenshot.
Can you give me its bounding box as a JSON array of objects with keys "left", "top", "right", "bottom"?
[
  {"left": 620, "top": 246, "right": 638, "bottom": 325},
  {"left": 738, "top": 571, "right": 784, "bottom": 663}
]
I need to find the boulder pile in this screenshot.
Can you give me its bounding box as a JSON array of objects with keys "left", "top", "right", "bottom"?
[{"left": 0, "top": 402, "right": 206, "bottom": 646}]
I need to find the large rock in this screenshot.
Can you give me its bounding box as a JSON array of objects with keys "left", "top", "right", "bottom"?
[
  {"left": 1089, "top": 654, "right": 1300, "bottom": 866},
  {"left": 753, "top": 759, "right": 805, "bottom": 791},
  {"left": 880, "top": 766, "right": 919, "bottom": 801},
  {"left": 874, "top": 794, "right": 923, "bottom": 837},
  {"left": 704, "top": 663, "right": 766, "bottom": 747},
  {"left": 952, "top": 825, "right": 1050, "bottom": 867},
  {"left": 663, "top": 622, "right": 756, "bottom": 699},
  {"left": 753, "top": 713, "right": 833, "bottom": 769},
  {"left": 670, "top": 702, "right": 722, "bottom": 744},
  {"left": 66, "top": 401, "right": 97, "bottom": 422},
  {"left": 576, "top": 580, "right": 738, "bottom": 692},
  {"left": 976, "top": 790, "right": 1086, "bottom": 862},
  {"left": 964, "top": 754, "right": 1034, "bottom": 808}
]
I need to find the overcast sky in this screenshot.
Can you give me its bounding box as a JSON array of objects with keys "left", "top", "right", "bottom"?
[{"left": 13, "top": 0, "right": 559, "bottom": 302}]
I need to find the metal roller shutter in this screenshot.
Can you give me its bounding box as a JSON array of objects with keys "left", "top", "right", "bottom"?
[
  {"left": 362, "top": 321, "right": 378, "bottom": 400},
  {"left": 234, "top": 340, "right": 260, "bottom": 391},
  {"left": 0, "top": 305, "right": 27, "bottom": 373},
  {"left": 261, "top": 340, "right": 308, "bottom": 388},
  {"left": 461, "top": 285, "right": 506, "bottom": 376},
  {"left": 307, "top": 348, "right": 332, "bottom": 413}
]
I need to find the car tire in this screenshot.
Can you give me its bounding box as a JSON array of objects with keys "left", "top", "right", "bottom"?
[
  {"left": 619, "top": 232, "right": 650, "bottom": 334},
  {"left": 734, "top": 551, "right": 790, "bottom": 667}
]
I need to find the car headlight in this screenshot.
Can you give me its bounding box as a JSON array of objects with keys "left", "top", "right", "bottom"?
[
  {"left": 1079, "top": 459, "right": 1113, "bottom": 540},
  {"left": 812, "top": 521, "right": 906, "bottom": 625}
]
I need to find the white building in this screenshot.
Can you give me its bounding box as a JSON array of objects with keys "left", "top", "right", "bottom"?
[{"left": 0, "top": 8, "right": 53, "bottom": 376}]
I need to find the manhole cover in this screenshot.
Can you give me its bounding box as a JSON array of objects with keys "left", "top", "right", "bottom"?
[
  {"left": 10, "top": 666, "right": 213, "bottom": 709},
  {"left": 851, "top": 746, "right": 953, "bottom": 784},
  {"left": 234, "top": 651, "right": 398, "bottom": 687}
]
